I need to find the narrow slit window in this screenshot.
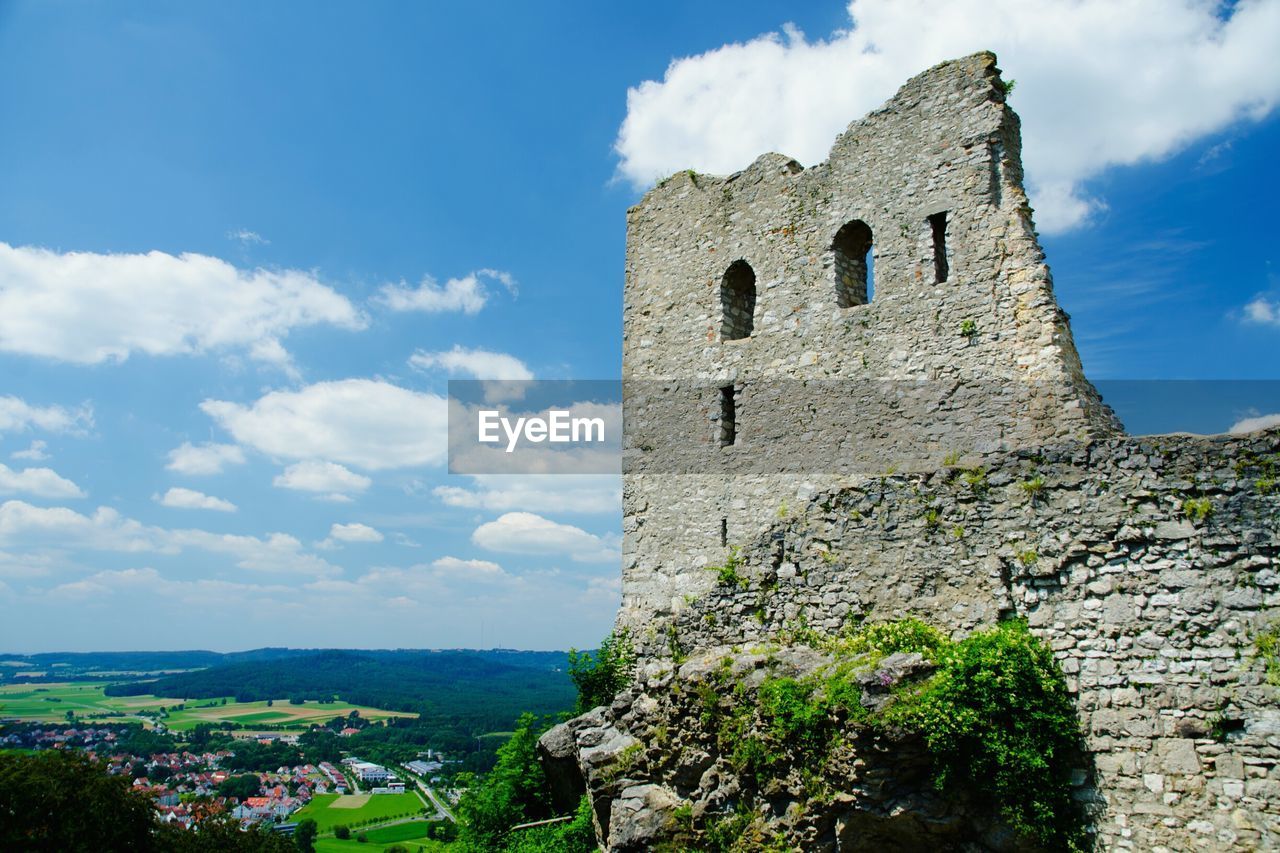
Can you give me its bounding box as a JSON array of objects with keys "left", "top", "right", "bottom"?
[
  {"left": 720, "top": 260, "right": 756, "bottom": 340},
  {"left": 720, "top": 518, "right": 728, "bottom": 547},
  {"left": 718, "top": 385, "right": 736, "bottom": 447},
  {"left": 928, "top": 212, "right": 949, "bottom": 282},
  {"left": 832, "top": 220, "right": 873, "bottom": 307}
]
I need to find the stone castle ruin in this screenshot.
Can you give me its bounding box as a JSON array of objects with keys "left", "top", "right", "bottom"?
[{"left": 545, "top": 53, "right": 1280, "bottom": 851}]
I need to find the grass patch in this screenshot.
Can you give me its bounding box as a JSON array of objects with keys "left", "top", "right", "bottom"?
[{"left": 293, "top": 792, "right": 425, "bottom": 832}]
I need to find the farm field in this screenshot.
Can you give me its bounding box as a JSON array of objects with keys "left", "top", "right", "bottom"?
[
  {"left": 0, "top": 681, "right": 416, "bottom": 730},
  {"left": 315, "top": 829, "right": 452, "bottom": 853},
  {"left": 292, "top": 792, "right": 427, "bottom": 831}
]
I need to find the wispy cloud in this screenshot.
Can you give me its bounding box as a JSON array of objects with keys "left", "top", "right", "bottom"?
[
  {"left": 227, "top": 228, "right": 269, "bottom": 246},
  {"left": 11, "top": 440, "right": 49, "bottom": 462},
  {"left": 0, "top": 397, "right": 92, "bottom": 435},
  {"left": 375, "top": 269, "right": 517, "bottom": 314}
]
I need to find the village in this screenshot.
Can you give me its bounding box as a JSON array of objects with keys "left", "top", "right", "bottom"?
[{"left": 1, "top": 722, "right": 456, "bottom": 836}]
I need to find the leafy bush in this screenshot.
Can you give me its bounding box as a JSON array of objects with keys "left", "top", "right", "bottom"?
[
  {"left": 503, "top": 794, "right": 595, "bottom": 852},
  {"left": 757, "top": 677, "right": 832, "bottom": 760},
  {"left": 568, "top": 629, "right": 636, "bottom": 713},
  {"left": 883, "top": 620, "right": 1084, "bottom": 849},
  {"left": 456, "top": 713, "right": 554, "bottom": 850},
  {"left": 842, "top": 617, "right": 949, "bottom": 663},
  {"left": 709, "top": 619, "right": 1084, "bottom": 850}
]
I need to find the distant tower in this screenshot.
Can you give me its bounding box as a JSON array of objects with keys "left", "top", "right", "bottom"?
[{"left": 619, "top": 53, "right": 1119, "bottom": 640}]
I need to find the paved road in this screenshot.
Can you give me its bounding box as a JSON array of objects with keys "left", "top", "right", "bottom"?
[{"left": 401, "top": 765, "right": 456, "bottom": 823}]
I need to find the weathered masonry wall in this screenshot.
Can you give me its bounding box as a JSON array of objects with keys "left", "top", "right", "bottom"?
[
  {"left": 650, "top": 430, "right": 1280, "bottom": 850},
  {"left": 619, "top": 52, "right": 1120, "bottom": 633}
]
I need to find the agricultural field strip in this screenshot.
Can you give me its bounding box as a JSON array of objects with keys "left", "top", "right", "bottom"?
[{"left": 0, "top": 681, "right": 416, "bottom": 730}]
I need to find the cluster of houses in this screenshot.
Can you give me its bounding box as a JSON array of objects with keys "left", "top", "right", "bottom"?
[
  {"left": 3, "top": 724, "right": 457, "bottom": 829},
  {"left": 1, "top": 725, "right": 120, "bottom": 751},
  {"left": 317, "top": 760, "right": 350, "bottom": 793},
  {"left": 137, "top": 761, "right": 337, "bottom": 828}
]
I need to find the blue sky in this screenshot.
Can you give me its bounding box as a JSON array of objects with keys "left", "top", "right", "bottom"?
[{"left": 0, "top": 1, "right": 1277, "bottom": 652}]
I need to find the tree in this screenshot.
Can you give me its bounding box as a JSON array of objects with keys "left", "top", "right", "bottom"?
[
  {"left": 217, "top": 773, "right": 263, "bottom": 801},
  {"left": 293, "top": 818, "right": 317, "bottom": 853},
  {"left": 163, "top": 813, "right": 295, "bottom": 852},
  {"left": 334, "top": 825, "right": 351, "bottom": 840},
  {"left": 567, "top": 629, "right": 636, "bottom": 712},
  {"left": 266, "top": 698, "right": 274, "bottom": 707},
  {"left": 456, "top": 713, "right": 554, "bottom": 850},
  {"left": 0, "top": 750, "right": 158, "bottom": 851}
]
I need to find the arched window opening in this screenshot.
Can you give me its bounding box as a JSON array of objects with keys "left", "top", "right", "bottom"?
[
  {"left": 928, "top": 211, "right": 949, "bottom": 282},
  {"left": 720, "top": 260, "right": 756, "bottom": 340},
  {"left": 832, "top": 220, "right": 873, "bottom": 307}
]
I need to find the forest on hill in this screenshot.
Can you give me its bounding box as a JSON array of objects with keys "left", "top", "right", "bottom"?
[{"left": 95, "top": 649, "right": 576, "bottom": 763}]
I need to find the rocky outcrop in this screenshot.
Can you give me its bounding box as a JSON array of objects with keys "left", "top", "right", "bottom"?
[{"left": 542, "top": 644, "right": 1047, "bottom": 852}]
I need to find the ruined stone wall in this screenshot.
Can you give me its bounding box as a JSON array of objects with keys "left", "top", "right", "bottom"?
[
  {"left": 620, "top": 52, "right": 1120, "bottom": 633},
  {"left": 622, "top": 429, "right": 1279, "bottom": 850}
]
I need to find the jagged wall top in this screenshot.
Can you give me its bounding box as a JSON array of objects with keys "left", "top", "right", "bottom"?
[{"left": 622, "top": 51, "right": 1116, "bottom": 444}]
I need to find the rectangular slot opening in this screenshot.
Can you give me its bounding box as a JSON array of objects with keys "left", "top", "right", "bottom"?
[
  {"left": 928, "top": 212, "right": 949, "bottom": 282},
  {"left": 720, "top": 518, "right": 728, "bottom": 547},
  {"left": 718, "top": 385, "right": 736, "bottom": 447}
]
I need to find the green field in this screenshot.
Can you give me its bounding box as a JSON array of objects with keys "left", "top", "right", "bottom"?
[
  {"left": 292, "top": 792, "right": 427, "bottom": 832},
  {"left": 361, "top": 822, "right": 436, "bottom": 843},
  {"left": 315, "top": 832, "right": 454, "bottom": 853},
  {"left": 0, "top": 681, "right": 415, "bottom": 730}
]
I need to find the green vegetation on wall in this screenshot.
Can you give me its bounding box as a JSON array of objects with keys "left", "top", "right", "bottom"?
[
  {"left": 567, "top": 629, "right": 637, "bottom": 714},
  {"left": 703, "top": 619, "right": 1087, "bottom": 851}
]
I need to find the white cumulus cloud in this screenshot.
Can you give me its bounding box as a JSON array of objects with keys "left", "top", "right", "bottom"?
[
  {"left": 472, "top": 511, "right": 620, "bottom": 563},
  {"left": 435, "top": 474, "right": 621, "bottom": 514},
  {"left": 614, "top": 0, "right": 1280, "bottom": 232},
  {"left": 1243, "top": 295, "right": 1280, "bottom": 327},
  {"left": 155, "top": 487, "right": 237, "bottom": 512},
  {"left": 0, "top": 500, "right": 337, "bottom": 575},
  {"left": 0, "top": 397, "right": 92, "bottom": 435},
  {"left": 201, "top": 379, "right": 448, "bottom": 471},
  {"left": 273, "top": 460, "right": 372, "bottom": 497},
  {"left": 431, "top": 556, "right": 507, "bottom": 579},
  {"left": 0, "top": 242, "right": 365, "bottom": 367},
  {"left": 1230, "top": 412, "right": 1280, "bottom": 434},
  {"left": 165, "top": 442, "right": 247, "bottom": 475},
  {"left": 0, "top": 463, "right": 85, "bottom": 499},
  {"left": 319, "top": 522, "right": 384, "bottom": 549},
  {"left": 376, "top": 269, "right": 517, "bottom": 314},
  {"left": 409, "top": 346, "right": 533, "bottom": 381}
]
